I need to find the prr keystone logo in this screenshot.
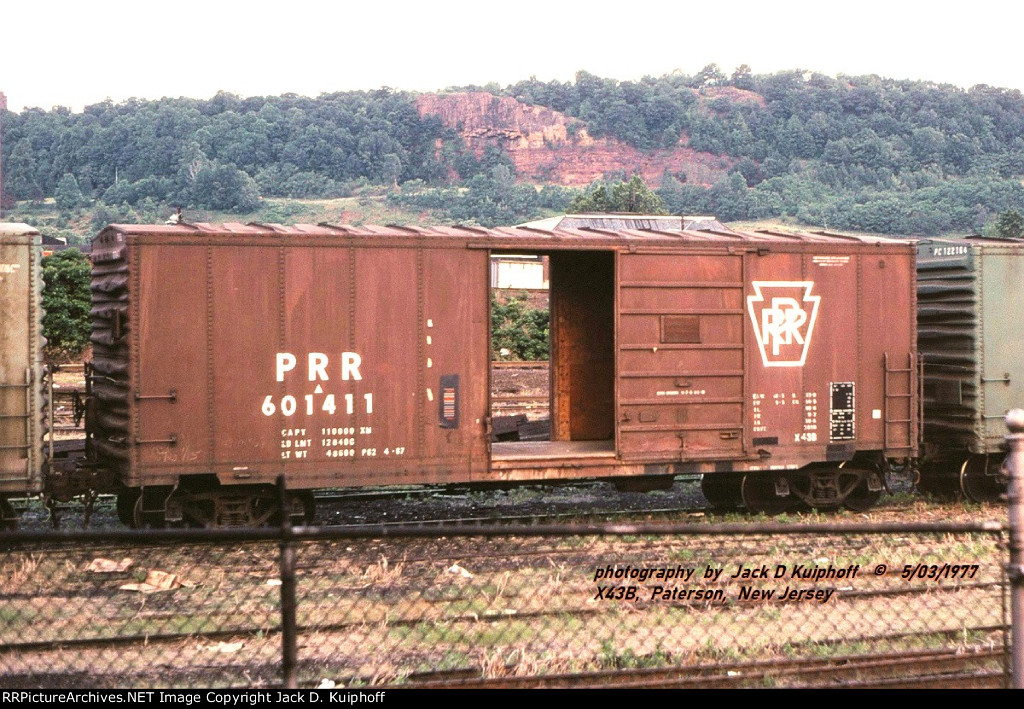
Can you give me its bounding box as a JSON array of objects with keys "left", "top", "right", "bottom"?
[{"left": 747, "top": 281, "right": 821, "bottom": 367}]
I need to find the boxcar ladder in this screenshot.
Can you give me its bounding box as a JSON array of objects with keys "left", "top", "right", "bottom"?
[{"left": 883, "top": 352, "right": 915, "bottom": 452}]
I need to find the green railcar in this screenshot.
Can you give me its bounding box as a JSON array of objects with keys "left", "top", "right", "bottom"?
[{"left": 917, "top": 237, "right": 1024, "bottom": 500}]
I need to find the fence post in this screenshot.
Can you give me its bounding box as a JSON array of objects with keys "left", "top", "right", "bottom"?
[
  {"left": 278, "top": 476, "right": 298, "bottom": 689},
  {"left": 1005, "top": 409, "right": 1024, "bottom": 688}
]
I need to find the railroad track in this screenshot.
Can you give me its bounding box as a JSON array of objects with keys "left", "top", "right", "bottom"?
[
  {"left": 1, "top": 581, "right": 1005, "bottom": 689},
  {"left": 6, "top": 649, "right": 1005, "bottom": 689},
  {"left": 491, "top": 360, "right": 548, "bottom": 369},
  {"left": 393, "top": 647, "right": 1007, "bottom": 688},
  {"left": 0, "top": 578, "right": 1006, "bottom": 688},
  {"left": 6, "top": 478, "right": 945, "bottom": 532}
]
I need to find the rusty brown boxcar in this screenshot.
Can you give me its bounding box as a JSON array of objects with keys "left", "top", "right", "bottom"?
[{"left": 88, "top": 223, "right": 917, "bottom": 525}]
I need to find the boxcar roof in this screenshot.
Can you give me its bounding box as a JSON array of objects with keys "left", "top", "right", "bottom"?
[
  {"left": 963, "top": 235, "right": 1024, "bottom": 245},
  {"left": 921, "top": 235, "right": 1024, "bottom": 248},
  {"left": 0, "top": 222, "right": 40, "bottom": 237},
  {"left": 96, "top": 222, "right": 911, "bottom": 250}
]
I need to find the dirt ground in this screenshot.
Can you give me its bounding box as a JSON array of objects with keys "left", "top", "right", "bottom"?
[{"left": 491, "top": 363, "right": 548, "bottom": 397}]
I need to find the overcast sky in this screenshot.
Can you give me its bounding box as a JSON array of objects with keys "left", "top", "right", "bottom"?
[{"left": 4, "top": 1, "right": 1023, "bottom": 112}]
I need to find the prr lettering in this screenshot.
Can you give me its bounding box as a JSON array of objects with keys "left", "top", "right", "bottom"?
[{"left": 276, "top": 352, "right": 362, "bottom": 382}]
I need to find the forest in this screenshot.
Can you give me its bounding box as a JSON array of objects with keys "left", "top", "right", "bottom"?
[{"left": 5, "top": 66, "right": 1024, "bottom": 239}]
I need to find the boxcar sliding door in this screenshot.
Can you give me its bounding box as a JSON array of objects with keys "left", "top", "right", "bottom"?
[{"left": 616, "top": 250, "right": 746, "bottom": 463}]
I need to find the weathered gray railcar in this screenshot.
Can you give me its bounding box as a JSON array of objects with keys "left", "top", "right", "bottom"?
[
  {"left": 917, "top": 237, "right": 1024, "bottom": 501},
  {"left": 0, "top": 223, "right": 45, "bottom": 524},
  {"left": 88, "top": 223, "right": 918, "bottom": 525}
]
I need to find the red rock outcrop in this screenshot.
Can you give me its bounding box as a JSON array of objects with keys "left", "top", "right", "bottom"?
[{"left": 416, "top": 92, "right": 733, "bottom": 187}]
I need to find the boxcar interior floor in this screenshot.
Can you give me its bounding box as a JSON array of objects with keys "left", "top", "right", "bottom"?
[{"left": 491, "top": 439, "right": 615, "bottom": 460}]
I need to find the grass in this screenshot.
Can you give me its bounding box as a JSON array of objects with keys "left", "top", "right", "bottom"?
[
  {"left": 0, "top": 521, "right": 1010, "bottom": 687},
  {"left": 598, "top": 640, "right": 672, "bottom": 669}
]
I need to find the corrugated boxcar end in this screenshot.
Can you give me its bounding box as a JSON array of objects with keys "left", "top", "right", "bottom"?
[
  {"left": 916, "top": 239, "right": 977, "bottom": 449},
  {"left": 0, "top": 224, "right": 45, "bottom": 526},
  {"left": 917, "top": 237, "right": 1024, "bottom": 502},
  {"left": 87, "top": 228, "right": 132, "bottom": 482}
]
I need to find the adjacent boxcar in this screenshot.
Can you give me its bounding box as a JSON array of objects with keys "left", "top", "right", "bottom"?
[
  {"left": 0, "top": 223, "right": 45, "bottom": 525},
  {"left": 89, "top": 223, "right": 917, "bottom": 524},
  {"left": 917, "top": 236, "right": 1024, "bottom": 501}
]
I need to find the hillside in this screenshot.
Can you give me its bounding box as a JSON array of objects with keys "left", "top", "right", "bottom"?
[{"left": 4, "top": 68, "right": 1024, "bottom": 238}]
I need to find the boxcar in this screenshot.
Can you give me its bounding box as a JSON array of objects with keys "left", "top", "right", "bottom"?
[
  {"left": 917, "top": 236, "right": 1024, "bottom": 501},
  {"left": 88, "top": 223, "right": 918, "bottom": 524},
  {"left": 0, "top": 223, "right": 45, "bottom": 525}
]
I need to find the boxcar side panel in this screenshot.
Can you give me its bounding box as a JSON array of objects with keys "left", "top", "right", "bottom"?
[
  {"left": 978, "top": 247, "right": 1024, "bottom": 451},
  {"left": 131, "top": 238, "right": 490, "bottom": 489},
  {"left": 0, "top": 229, "right": 43, "bottom": 494},
  {"left": 857, "top": 249, "right": 917, "bottom": 455},
  {"left": 419, "top": 248, "right": 490, "bottom": 476},
  {"left": 347, "top": 246, "right": 420, "bottom": 475},
  {"left": 211, "top": 244, "right": 300, "bottom": 477},
  {"left": 133, "top": 244, "right": 211, "bottom": 481},
  {"left": 744, "top": 250, "right": 836, "bottom": 465},
  {"left": 915, "top": 240, "right": 978, "bottom": 452},
  {"left": 742, "top": 247, "right": 916, "bottom": 465}
]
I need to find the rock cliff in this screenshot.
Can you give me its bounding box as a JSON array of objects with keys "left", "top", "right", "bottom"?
[{"left": 416, "top": 92, "right": 734, "bottom": 187}]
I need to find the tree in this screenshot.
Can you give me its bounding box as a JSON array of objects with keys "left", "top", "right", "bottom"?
[
  {"left": 189, "top": 161, "right": 260, "bottom": 212},
  {"left": 54, "top": 173, "right": 85, "bottom": 213},
  {"left": 731, "top": 64, "right": 755, "bottom": 91},
  {"left": 568, "top": 175, "right": 667, "bottom": 214},
  {"left": 5, "top": 139, "right": 44, "bottom": 201},
  {"left": 491, "top": 293, "right": 549, "bottom": 360},
  {"left": 41, "top": 249, "right": 92, "bottom": 359},
  {"left": 381, "top": 153, "right": 402, "bottom": 188},
  {"left": 995, "top": 209, "right": 1024, "bottom": 238},
  {"left": 695, "top": 63, "right": 727, "bottom": 88}
]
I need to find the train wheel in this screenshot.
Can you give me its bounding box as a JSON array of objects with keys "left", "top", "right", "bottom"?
[
  {"left": 741, "top": 473, "right": 806, "bottom": 515},
  {"left": 960, "top": 456, "right": 1005, "bottom": 503},
  {"left": 289, "top": 491, "right": 316, "bottom": 525},
  {"left": 117, "top": 490, "right": 140, "bottom": 527},
  {"left": 128, "top": 486, "right": 173, "bottom": 528},
  {"left": 0, "top": 497, "right": 17, "bottom": 531},
  {"left": 841, "top": 470, "right": 883, "bottom": 512},
  {"left": 701, "top": 473, "right": 743, "bottom": 510},
  {"left": 172, "top": 486, "right": 313, "bottom": 527}
]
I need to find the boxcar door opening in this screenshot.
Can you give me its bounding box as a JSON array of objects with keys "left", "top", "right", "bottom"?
[{"left": 490, "top": 250, "right": 616, "bottom": 465}]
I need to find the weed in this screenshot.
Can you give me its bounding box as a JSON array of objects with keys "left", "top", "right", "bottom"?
[{"left": 597, "top": 640, "right": 672, "bottom": 669}]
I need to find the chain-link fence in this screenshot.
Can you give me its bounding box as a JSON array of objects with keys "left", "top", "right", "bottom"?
[{"left": 0, "top": 520, "right": 1009, "bottom": 688}]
